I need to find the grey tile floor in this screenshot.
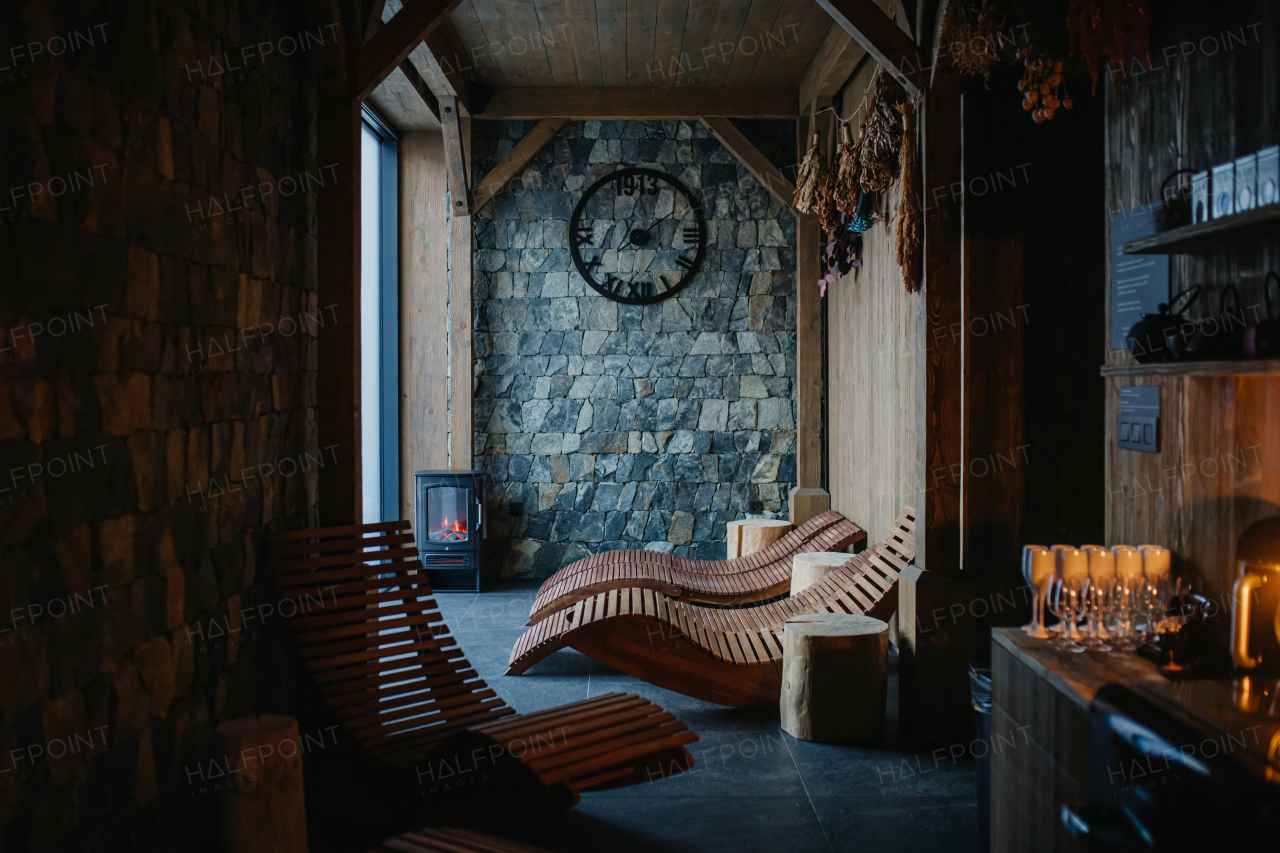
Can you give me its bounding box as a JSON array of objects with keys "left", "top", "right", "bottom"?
[{"left": 306, "top": 582, "right": 979, "bottom": 853}]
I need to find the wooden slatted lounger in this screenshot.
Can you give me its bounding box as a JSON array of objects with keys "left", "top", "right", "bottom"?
[
  {"left": 524, "top": 510, "right": 867, "bottom": 626},
  {"left": 507, "top": 507, "right": 916, "bottom": 708},
  {"left": 268, "top": 520, "right": 698, "bottom": 825}
]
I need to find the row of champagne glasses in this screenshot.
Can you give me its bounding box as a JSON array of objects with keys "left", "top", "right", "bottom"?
[{"left": 1021, "top": 544, "right": 1177, "bottom": 653}]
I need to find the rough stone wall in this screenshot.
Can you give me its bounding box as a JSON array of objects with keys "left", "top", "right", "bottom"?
[
  {"left": 0, "top": 1, "right": 319, "bottom": 849},
  {"left": 472, "top": 120, "right": 798, "bottom": 578}
]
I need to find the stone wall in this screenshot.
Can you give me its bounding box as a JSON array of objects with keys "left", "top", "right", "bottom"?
[
  {"left": 472, "top": 120, "right": 798, "bottom": 578},
  {"left": 0, "top": 1, "right": 319, "bottom": 848}
]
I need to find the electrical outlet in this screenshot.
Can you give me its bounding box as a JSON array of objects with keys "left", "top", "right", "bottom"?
[
  {"left": 748, "top": 500, "right": 764, "bottom": 513},
  {"left": 508, "top": 501, "right": 524, "bottom": 516}
]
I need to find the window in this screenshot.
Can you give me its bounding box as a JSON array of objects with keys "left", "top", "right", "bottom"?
[{"left": 360, "top": 108, "right": 399, "bottom": 524}]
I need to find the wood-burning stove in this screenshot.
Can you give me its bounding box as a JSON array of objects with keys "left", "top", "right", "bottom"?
[{"left": 413, "top": 469, "right": 486, "bottom": 592}]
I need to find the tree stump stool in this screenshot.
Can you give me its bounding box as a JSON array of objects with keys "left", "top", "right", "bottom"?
[
  {"left": 726, "top": 519, "right": 792, "bottom": 558},
  {"left": 780, "top": 614, "right": 888, "bottom": 744},
  {"left": 790, "top": 552, "right": 851, "bottom": 596},
  {"left": 216, "top": 714, "right": 308, "bottom": 853}
]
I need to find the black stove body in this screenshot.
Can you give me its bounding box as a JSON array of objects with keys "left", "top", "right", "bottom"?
[{"left": 413, "top": 469, "right": 486, "bottom": 592}]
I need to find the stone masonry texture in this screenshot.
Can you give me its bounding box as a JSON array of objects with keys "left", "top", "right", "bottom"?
[
  {"left": 471, "top": 120, "right": 798, "bottom": 579},
  {"left": 0, "top": 1, "right": 320, "bottom": 849}
]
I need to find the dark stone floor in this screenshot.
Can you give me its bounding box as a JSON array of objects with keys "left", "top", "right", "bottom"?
[{"left": 306, "top": 582, "right": 980, "bottom": 853}]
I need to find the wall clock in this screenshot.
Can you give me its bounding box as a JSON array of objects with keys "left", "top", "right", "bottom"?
[{"left": 569, "top": 167, "right": 707, "bottom": 305}]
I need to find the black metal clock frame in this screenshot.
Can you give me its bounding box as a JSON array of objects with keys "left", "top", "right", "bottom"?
[{"left": 568, "top": 167, "right": 707, "bottom": 305}]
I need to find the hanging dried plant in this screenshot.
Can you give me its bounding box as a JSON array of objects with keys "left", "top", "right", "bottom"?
[
  {"left": 817, "top": 167, "right": 842, "bottom": 235},
  {"left": 1066, "top": 0, "right": 1152, "bottom": 96},
  {"left": 893, "top": 102, "right": 922, "bottom": 293},
  {"left": 819, "top": 214, "right": 862, "bottom": 296},
  {"left": 832, "top": 122, "right": 861, "bottom": 216},
  {"left": 860, "top": 73, "right": 907, "bottom": 192},
  {"left": 793, "top": 132, "right": 828, "bottom": 215},
  {"left": 939, "top": 0, "right": 997, "bottom": 81}
]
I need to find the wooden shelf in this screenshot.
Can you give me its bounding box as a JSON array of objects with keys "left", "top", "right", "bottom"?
[
  {"left": 1122, "top": 205, "right": 1280, "bottom": 254},
  {"left": 1100, "top": 359, "right": 1280, "bottom": 378}
]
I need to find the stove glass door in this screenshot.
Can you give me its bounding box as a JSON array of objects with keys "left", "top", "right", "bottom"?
[{"left": 425, "top": 486, "right": 470, "bottom": 542}]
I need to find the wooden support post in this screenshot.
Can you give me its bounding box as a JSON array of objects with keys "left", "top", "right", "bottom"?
[
  {"left": 440, "top": 96, "right": 471, "bottom": 216},
  {"left": 473, "top": 118, "right": 567, "bottom": 211},
  {"left": 216, "top": 715, "right": 308, "bottom": 853},
  {"left": 897, "top": 565, "right": 975, "bottom": 744},
  {"left": 922, "top": 74, "right": 964, "bottom": 570},
  {"left": 314, "top": 5, "right": 360, "bottom": 526},
  {"left": 790, "top": 105, "right": 831, "bottom": 527},
  {"left": 445, "top": 103, "right": 473, "bottom": 470},
  {"left": 400, "top": 132, "right": 451, "bottom": 512}
]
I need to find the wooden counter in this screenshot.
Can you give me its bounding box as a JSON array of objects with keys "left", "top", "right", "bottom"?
[{"left": 990, "top": 628, "right": 1166, "bottom": 853}]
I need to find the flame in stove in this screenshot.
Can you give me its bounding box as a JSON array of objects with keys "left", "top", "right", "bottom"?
[{"left": 428, "top": 514, "right": 468, "bottom": 542}]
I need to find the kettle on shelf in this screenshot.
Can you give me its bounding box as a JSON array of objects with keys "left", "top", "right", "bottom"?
[
  {"left": 1183, "top": 285, "right": 1246, "bottom": 360},
  {"left": 1127, "top": 285, "right": 1201, "bottom": 363}
]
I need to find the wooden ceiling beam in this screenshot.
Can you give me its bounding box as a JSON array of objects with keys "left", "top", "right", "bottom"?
[
  {"left": 813, "top": 0, "right": 925, "bottom": 97},
  {"left": 473, "top": 118, "right": 567, "bottom": 212},
  {"left": 700, "top": 118, "right": 797, "bottom": 212},
  {"left": 367, "top": 61, "right": 441, "bottom": 130},
  {"left": 356, "top": 0, "right": 464, "bottom": 101},
  {"left": 474, "top": 87, "right": 799, "bottom": 120},
  {"left": 799, "top": 26, "right": 867, "bottom": 110},
  {"left": 440, "top": 95, "right": 472, "bottom": 215}
]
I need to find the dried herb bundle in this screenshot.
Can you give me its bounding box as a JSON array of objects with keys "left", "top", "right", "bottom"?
[
  {"left": 893, "top": 102, "right": 922, "bottom": 293},
  {"left": 832, "top": 122, "right": 861, "bottom": 216},
  {"left": 817, "top": 167, "right": 841, "bottom": 235},
  {"left": 939, "top": 0, "right": 997, "bottom": 81},
  {"left": 793, "top": 133, "right": 828, "bottom": 215},
  {"left": 1066, "top": 0, "right": 1152, "bottom": 96},
  {"left": 859, "top": 73, "right": 907, "bottom": 192}
]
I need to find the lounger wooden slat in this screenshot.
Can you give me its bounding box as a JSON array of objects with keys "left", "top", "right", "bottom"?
[
  {"left": 507, "top": 508, "right": 916, "bottom": 707},
  {"left": 269, "top": 520, "right": 697, "bottom": 825},
  {"left": 524, "top": 511, "right": 866, "bottom": 624}
]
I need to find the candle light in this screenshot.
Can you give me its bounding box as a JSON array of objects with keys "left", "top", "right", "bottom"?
[
  {"left": 1084, "top": 545, "right": 1116, "bottom": 579},
  {"left": 1057, "top": 547, "right": 1089, "bottom": 579},
  {"left": 1113, "top": 545, "right": 1143, "bottom": 579},
  {"left": 1140, "top": 545, "right": 1171, "bottom": 579},
  {"left": 1021, "top": 545, "right": 1054, "bottom": 639}
]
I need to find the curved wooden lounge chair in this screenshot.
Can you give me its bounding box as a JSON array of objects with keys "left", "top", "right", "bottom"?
[
  {"left": 524, "top": 510, "right": 867, "bottom": 626},
  {"left": 507, "top": 507, "right": 916, "bottom": 708},
  {"left": 268, "top": 520, "right": 697, "bottom": 825}
]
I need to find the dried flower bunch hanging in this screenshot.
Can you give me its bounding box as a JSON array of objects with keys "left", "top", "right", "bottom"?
[
  {"left": 832, "top": 121, "right": 861, "bottom": 216},
  {"left": 1019, "top": 53, "right": 1072, "bottom": 122},
  {"left": 939, "top": 0, "right": 997, "bottom": 81},
  {"left": 793, "top": 130, "right": 828, "bottom": 214},
  {"left": 820, "top": 219, "right": 861, "bottom": 297},
  {"left": 893, "top": 101, "right": 922, "bottom": 293},
  {"left": 859, "top": 73, "right": 907, "bottom": 192},
  {"left": 817, "top": 167, "right": 842, "bottom": 235},
  {"left": 1066, "top": 0, "right": 1152, "bottom": 96}
]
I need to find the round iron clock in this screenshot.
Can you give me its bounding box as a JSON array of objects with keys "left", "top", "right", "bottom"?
[{"left": 569, "top": 167, "right": 706, "bottom": 305}]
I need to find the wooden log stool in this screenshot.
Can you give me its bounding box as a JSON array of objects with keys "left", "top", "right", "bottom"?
[
  {"left": 780, "top": 614, "right": 889, "bottom": 744},
  {"left": 790, "top": 552, "right": 851, "bottom": 596},
  {"left": 726, "top": 519, "right": 793, "bottom": 558},
  {"left": 216, "top": 714, "right": 308, "bottom": 853}
]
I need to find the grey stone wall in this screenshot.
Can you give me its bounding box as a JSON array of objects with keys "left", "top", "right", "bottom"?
[{"left": 471, "top": 120, "right": 798, "bottom": 578}]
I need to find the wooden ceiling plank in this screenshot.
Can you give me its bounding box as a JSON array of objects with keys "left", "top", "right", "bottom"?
[
  {"left": 625, "top": 0, "right": 658, "bottom": 86},
  {"left": 368, "top": 64, "right": 443, "bottom": 131},
  {"left": 596, "top": 0, "right": 629, "bottom": 86},
  {"left": 799, "top": 23, "right": 865, "bottom": 107},
  {"left": 363, "top": 0, "right": 391, "bottom": 44},
  {"left": 700, "top": 117, "right": 797, "bottom": 210},
  {"left": 440, "top": 95, "right": 473, "bottom": 215},
  {"left": 703, "top": 0, "right": 754, "bottom": 85},
  {"left": 532, "top": 0, "right": 582, "bottom": 86},
  {"left": 475, "top": 86, "right": 799, "bottom": 118},
  {"left": 813, "top": 0, "right": 924, "bottom": 97},
  {"left": 469, "top": 0, "right": 535, "bottom": 87},
  {"left": 497, "top": 0, "right": 558, "bottom": 86},
  {"left": 565, "top": 0, "right": 605, "bottom": 87},
  {"left": 670, "top": 0, "right": 721, "bottom": 87},
  {"left": 751, "top": 0, "right": 835, "bottom": 86},
  {"left": 442, "top": 4, "right": 507, "bottom": 86},
  {"left": 356, "top": 0, "right": 465, "bottom": 100},
  {"left": 649, "top": 0, "right": 692, "bottom": 90},
  {"left": 722, "top": 0, "right": 784, "bottom": 86},
  {"left": 473, "top": 117, "right": 568, "bottom": 211}
]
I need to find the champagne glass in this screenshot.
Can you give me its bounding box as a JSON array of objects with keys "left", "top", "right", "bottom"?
[
  {"left": 1085, "top": 546, "right": 1116, "bottom": 643},
  {"left": 1082, "top": 576, "right": 1114, "bottom": 652},
  {"left": 1048, "top": 545, "right": 1073, "bottom": 636},
  {"left": 1110, "top": 574, "right": 1140, "bottom": 651},
  {"left": 1049, "top": 575, "right": 1086, "bottom": 653},
  {"left": 1021, "top": 545, "right": 1054, "bottom": 639}
]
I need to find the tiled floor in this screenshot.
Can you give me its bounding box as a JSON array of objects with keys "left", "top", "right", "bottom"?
[{"left": 307, "top": 582, "right": 980, "bottom": 853}]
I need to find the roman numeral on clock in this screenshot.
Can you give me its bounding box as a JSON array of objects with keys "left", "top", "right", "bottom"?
[
  {"left": 573, "top": 225, "right": 594, "bottom": 245},
  {"left": 675, "top": 256, "right": 695, "bottom": 271},
  {"left": 682, "top": 227, "right": 701, "bottom": 247}
]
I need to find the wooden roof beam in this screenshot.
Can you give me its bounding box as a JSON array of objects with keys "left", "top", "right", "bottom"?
[
  {"left": 814, "top": 0, "right": 925, "bottom": 97},
  {"left": 356, "top": 0, "right": 464, "bottom": 100},
  {"left": 473, "top": 118, "right": 567, "bottom": 212},
  {"left": 440, "top": 95, "right": 472, "bottom": 215},
  {"left": 700, "top": 118, "right": 797, "bottom": 212},
  {"left": 475, "top": 87, "right": 799, "bottom": 120},
  {"left": 799, "top": 26, "right": 867, "bottom": 110}
]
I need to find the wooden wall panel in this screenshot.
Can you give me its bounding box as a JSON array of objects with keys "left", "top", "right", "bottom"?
[
  {"left": 400, "top": 132, "right": 451, "bottom": 514},
  {"left": 827, "top": 60, "right": 926, "bottom": 550},
  {"left": 1103, "top": 2, "right": 1280, "bottom": 612}
]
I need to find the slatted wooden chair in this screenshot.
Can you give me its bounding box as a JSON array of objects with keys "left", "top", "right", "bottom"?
[
  {"left": 507, "top": 507, "right": 916, "bottom": 708},
  {"left": 365, "top": 828, "right": 553, "bottom": 853},
  {"left": 524, "top": 510, "right": 866, "bottom": 625},
  {"left": 267, "top": 520, "right": 697, "bottom": 825}
]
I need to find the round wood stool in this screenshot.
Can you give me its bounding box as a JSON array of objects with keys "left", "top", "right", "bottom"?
[
  {"left": 780, "top": 613, "right": 888, "bottom": 744},
  {"left": 790, "top": 552, "right": 851, "bottom": 595},
  {"left": 726, "top": 519, "right": 792, "bottom": 558}
]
